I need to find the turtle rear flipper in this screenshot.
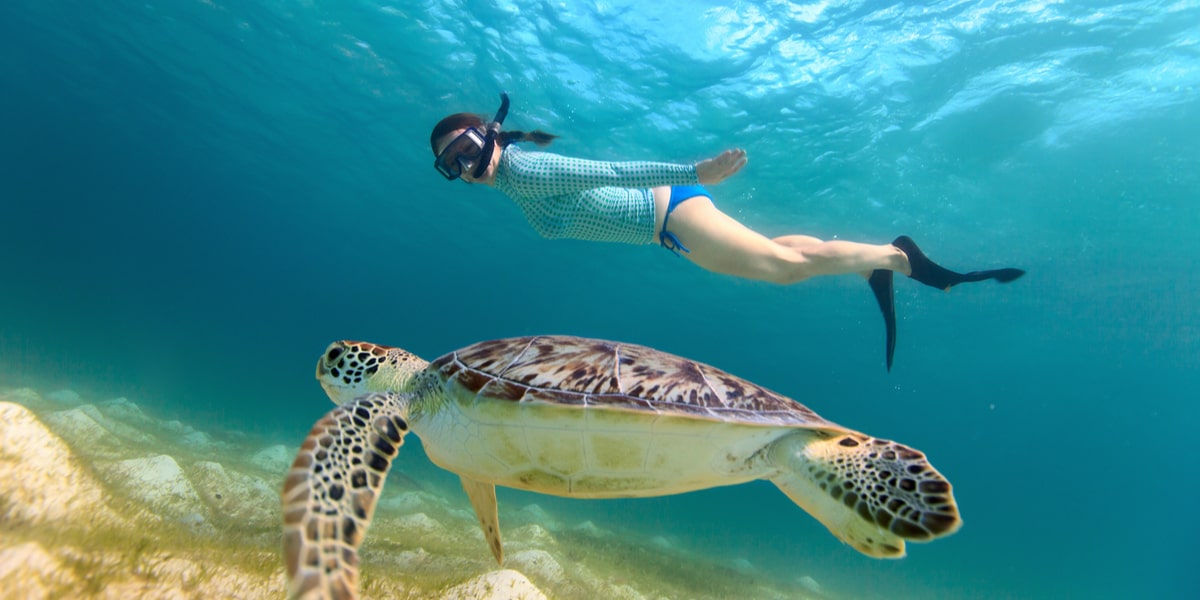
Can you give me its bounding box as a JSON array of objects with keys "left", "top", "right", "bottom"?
[
  {"left": 460, "top": 476, "right": 504, "bottom": 564},
  {"left": 767, "top": 431, "right": 961, "bottom": 558},
  {"left": 282, "top": 392, "right": 411, "bottom": 600}
]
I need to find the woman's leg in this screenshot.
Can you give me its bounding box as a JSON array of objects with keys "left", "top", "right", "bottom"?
[
  {"left": 771, "top": 234, "right": 823, "bottom": 248},
  {"left": 666, "top": 198, "right": 910, "bottom": 284},
  {"left": 664, "top": 196, "right": 1025, "bottom": 370}
]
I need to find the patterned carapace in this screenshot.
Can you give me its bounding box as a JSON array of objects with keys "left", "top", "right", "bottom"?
[{"left": 431, "top": 335, "right": 831, "bottom": 427}]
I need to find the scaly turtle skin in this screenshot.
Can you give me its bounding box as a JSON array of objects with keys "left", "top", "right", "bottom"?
[{"left": 282, "top": 336, "right": 962, "bottom": 600}]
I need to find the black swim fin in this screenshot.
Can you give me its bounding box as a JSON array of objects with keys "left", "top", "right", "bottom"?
[
  {"left": 893, "top": 235, "right": 1026, "bottom": 291},
  {"left": 868, "top": 269, "right": 897, "bottom": 371}
]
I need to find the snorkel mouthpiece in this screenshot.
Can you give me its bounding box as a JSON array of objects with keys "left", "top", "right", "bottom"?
[{"left": 471, "top": 92, "right": 510, "bottom": 179}]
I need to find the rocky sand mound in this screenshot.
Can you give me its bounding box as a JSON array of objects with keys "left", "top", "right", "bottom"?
[{"left": 0, "top": 388, "right": 824, "bottom": 599}]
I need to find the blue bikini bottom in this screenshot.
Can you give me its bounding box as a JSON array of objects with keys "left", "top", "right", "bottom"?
[{"left": 659, "top": 185, "right": 712, "bottom": 255}]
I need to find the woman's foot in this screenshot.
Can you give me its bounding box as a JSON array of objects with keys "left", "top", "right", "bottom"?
[{"left": 893, "top": 236, "right": 1025, "bottom": 291}]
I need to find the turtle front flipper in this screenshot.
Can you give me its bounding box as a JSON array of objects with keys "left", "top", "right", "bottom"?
[
  {"left": 282, "top": 392, "right": 411, "bottom": 600},
  {"left": 767, "top": 430, "right": 961, "bottom": 558},
  {"left": 460, "top": 476, "right": 504, "bottom": 564}
]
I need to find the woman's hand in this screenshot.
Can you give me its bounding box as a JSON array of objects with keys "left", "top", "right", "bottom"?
[{"left": 695, "top": 149, "right": 747, "bottom": 185}]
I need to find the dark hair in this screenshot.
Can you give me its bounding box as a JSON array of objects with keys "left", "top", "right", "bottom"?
[{"left": 429, "top": 112, "right": 558, "bottom": 155}]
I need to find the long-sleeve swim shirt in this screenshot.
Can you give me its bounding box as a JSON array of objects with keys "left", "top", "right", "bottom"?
[{"left": 492, "top": 145, "right": 700, "bottom": 245}]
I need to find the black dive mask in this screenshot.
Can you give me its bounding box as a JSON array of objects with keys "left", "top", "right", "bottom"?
[
  {"left": 434, "top": 127, "right": 486, "bottom": 180},
  {"left": 434, "top": 92, "right": 510, "bottom": 181}
]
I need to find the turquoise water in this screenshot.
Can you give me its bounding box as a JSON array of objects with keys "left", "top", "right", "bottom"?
[{"left": 1, "top": 0, "right": 1197, "bottom": 598}]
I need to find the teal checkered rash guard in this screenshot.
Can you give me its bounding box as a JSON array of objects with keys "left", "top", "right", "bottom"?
[{"left": 492, "top": 145, "right": 700, "bottom": 245}]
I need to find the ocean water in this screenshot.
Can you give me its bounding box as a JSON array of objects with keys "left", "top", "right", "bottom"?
[{"left": 1, "top": 0, "right": 1197, "bottom": 598}]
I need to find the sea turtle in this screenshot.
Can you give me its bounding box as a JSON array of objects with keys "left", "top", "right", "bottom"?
[{"left": 282, "top": 336, "right": 962, "bottom": 599}]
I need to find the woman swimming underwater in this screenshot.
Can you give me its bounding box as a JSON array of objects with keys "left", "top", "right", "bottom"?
[{"left": 431, "top": 94, "right": 1024, "bottom": 369}]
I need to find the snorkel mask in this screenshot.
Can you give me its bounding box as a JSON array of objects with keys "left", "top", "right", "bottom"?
[{"left": 434, "top": 92, "right": 510, "bottom": 181}]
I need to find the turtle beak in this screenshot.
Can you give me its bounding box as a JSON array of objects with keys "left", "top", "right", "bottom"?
[
  {"left": 316, "top": 342, "right": 341, "bottom": 379},
  {"left": 316, "top": 341, "right": 354, "bottom": 405}
]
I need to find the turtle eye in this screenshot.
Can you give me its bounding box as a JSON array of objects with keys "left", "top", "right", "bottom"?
[{"left": 326, "top": 346, "right": 343, "bottom": 362}]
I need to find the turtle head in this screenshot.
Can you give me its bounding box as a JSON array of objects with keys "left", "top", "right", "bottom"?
[{"left": 316, "top": 341, "right": 429, "bottom": 405}]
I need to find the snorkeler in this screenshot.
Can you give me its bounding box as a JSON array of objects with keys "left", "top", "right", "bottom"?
[{"left": 431, "top": 94, "right": 1025, "bottom": 370}]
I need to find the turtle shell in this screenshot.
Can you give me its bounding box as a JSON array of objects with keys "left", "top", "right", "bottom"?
[{"left": 428, "top": 335, "right": 837, "bottom": 428}]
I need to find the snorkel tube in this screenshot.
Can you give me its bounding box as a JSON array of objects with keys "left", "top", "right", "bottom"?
[{"left": 471, "top": 92, "right": 510, "bottom": 179}]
